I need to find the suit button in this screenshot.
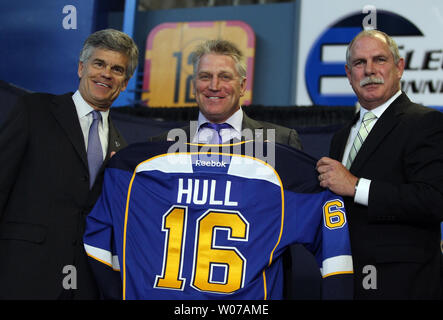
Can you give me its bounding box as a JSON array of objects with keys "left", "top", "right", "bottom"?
[{"left": 82, "top": 175, "right": 89, "bottom": 182}]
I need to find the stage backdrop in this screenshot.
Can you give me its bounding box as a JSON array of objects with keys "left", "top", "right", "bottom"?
[{"left": 141, "top": 20, "right": 255, "bottom": 108}]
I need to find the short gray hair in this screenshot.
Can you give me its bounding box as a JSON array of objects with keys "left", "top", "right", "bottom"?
[
  {"left": 346, "top": 29, "right": 401, "bottom": 68},
  {"left": 79, "top": 28, "right": 139, "bottom": 79},
  {"left": 191, "top": 39, "right": 247, "bottom": 80}
]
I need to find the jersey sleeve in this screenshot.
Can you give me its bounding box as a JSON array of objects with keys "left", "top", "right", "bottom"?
[
  {"left": 283, "top": 188, "right": 354, "bottom": 299},
  {"left": 83, "top": 167, "right": 130, "bottom": 299},
  {"left": 318, "top": 190, "right": 353, "bottom": 299}
]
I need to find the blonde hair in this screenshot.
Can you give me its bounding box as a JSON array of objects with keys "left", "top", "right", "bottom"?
[{"left": 191, "top": 39, "right": 246, "bottom": 80}]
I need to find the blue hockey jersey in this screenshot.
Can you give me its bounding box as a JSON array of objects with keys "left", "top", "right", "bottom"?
[{"left": 84, "top": 140, "right": 353, "bottom": 300}]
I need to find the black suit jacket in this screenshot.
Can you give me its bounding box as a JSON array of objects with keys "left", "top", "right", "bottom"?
[
  {"left": 330, "top": 92, "right": 443, "bottom": 299},
  {"left": 0, "top": 92, "right": 126, "bottom": 299}
]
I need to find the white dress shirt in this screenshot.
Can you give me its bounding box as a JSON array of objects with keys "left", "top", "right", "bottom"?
[
  {"left": 193, "top": 108, "right": 244, "bottom": 144},
  {"left": 72, "top": 90, "right": 109, "bottom": 160},
  {"left": 342, "top": 90, "right": 402, "bottom": 206}
]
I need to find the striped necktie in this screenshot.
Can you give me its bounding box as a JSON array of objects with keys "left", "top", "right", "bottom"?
[
  {"left": 345, "top": 111, "right": 377, "bottom": 169},
  {"left": 200, "top": 122, "right": 232, "bottom": 144},
  {"left": 87, "top": 110, "right": 103, "bottom": 188}
]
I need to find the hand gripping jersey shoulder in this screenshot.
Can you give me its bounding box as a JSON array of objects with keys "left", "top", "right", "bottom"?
[{"left": 84, "top": 140, "right": 353, "bottom": 300}]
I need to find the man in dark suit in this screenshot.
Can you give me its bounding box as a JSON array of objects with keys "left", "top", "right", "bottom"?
[
  {"left": 0, "top": 29, "right": 138, "bottom": 299},
  {"left": 316, "top": 30, "right": 443, "bottom": 299}
]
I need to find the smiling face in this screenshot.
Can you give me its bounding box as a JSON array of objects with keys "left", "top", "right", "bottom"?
[
  {"left": 194, "top": 53, "right": 246, "bottom": 123},
  {"left": 345, "top": 34, "right": 405, "bottom": 110},
  {"left": 77, "top": 48, "right": 129, "bottom": 111}
]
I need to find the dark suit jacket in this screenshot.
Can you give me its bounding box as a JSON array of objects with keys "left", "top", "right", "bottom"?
[
  {"left": 330, "top": 92, "right": 443, "bottom": 299},
  {"left": 150, "top": 111, "right": 302, "bottom": 150},
  {"left": 0, "top": 80, "right": 31, "bottom": 127},
  {"left": 0, "top": 92, "right": 126, "bottom": 299}
]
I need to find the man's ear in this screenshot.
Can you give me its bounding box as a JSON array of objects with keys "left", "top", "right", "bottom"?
[
  {"left": 240, "top": 77, "right": 247, "bottom": 97},
  {"left": 345, "top": 64, "right": 351, "bottom": 83},
  {"left": 121, "top": 78, "right": 129, "bottom": 92},
  {"left": 396, "top": 57, "right": 405, "bottom": 80},
  {"left": 77, "top": 61, "right": 84, "bottom": 79}
]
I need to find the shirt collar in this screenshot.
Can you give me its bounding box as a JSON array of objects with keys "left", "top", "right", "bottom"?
[
  {"left": 360, "top": 90, "right": 402, "bottom": 121},
  {"left": 72, "top": 90, "right": 110, "bottom": 121},
  {"left": 197, "top": 107, "right": 243, "bottom": 133}
]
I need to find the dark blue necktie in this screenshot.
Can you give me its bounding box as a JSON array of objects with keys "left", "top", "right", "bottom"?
[
  {"left": 200, "top": 122, "right": 231, "bottom": 144},
  {"left": 87, "top": 110, "right": 103, "bottom": 188}
]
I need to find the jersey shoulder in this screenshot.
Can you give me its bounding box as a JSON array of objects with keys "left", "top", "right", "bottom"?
[{"left": 273, "top": 143, "right": 322, "bottom": 193}]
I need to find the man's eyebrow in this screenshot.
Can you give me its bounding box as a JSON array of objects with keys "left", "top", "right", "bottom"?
[
  {"left": 92, "top": 58, "right": 125, "bottom": 69},
  {"left": 112, "top": 64, "right": 125, "bottom": 70}
]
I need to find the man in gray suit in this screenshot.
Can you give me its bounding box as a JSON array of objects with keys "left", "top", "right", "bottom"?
[
  {"left": 151, "top": 39, "right": 301, "bottom": 149},
  {"left": 151, "top": 39, "right": 302, "bottom": 298}
]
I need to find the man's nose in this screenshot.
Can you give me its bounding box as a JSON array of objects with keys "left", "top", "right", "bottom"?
[
  {"left": 208, "top": 76, "right": 220, "bottom": 90},
  {"left": 101, "top": 66, "right": 112, "bottom": 78},
  {"left": 364, "top": 60, "right": 375, "bottom": 75}
]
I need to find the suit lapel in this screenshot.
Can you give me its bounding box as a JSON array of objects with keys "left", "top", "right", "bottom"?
[
  {"left": 92, "top": 114, "right": 127, "bottom": 191},
  {"left": 331, "top": 113, "right": 359, "bottom": 161},
  {"left": 50, "top": 94, "right": 127, "bottom": 185},
  {"left": 350, "top": 93, "right": 407, "bottom": 173},
  {"left": 89, "top": 116, "right": 126, "bottom": 189},
  {"left": 79, "top": 114, "right": 126, "bottom": 196},
  {"left": 242, "top": 111, "right": 265, "bottom": 141},
  {"left": 50, "top": 93, "right": 88, "bottom": 169},
  {"left": 242, "top": 111, "right": 262, "bottom": 130},
  {"left": 104, "top": 117, "right": 126, "bottom": 162}
]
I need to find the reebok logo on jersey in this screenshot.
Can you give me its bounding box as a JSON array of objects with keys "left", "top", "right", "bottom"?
[{"left": 195, "top": 159, "right": 227, "bottom": 167}]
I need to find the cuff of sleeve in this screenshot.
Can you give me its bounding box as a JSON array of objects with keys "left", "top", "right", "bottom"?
[{"left": 354, "top": 178, "right": 370, "bottom": 206}]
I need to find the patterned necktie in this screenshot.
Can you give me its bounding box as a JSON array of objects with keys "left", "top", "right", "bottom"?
[
  {"left": 200, "top": 122, "right": 232, "bottom": 144},
  {"left": 87, "top": 110, "right": 103, "bottom": 188},
  {"left": 345, "top": 111, "right": 377, "bottom": 169}
]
